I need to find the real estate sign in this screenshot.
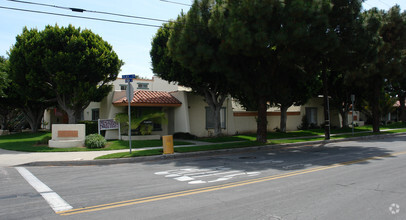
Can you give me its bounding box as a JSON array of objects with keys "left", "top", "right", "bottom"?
[{"left": 98, "top": 119, "right": 121, "bottom": 139}]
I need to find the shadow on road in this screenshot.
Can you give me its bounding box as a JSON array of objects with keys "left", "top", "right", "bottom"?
[{"left": 138, "top": 139, "right": 398, "bottom": 173}]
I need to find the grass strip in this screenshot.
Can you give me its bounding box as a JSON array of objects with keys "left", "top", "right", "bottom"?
[
  {"left": 97, "top": 128, "right": 406, "bottom": 159},
  {"left": 0, "top": 132, "right": 192, "bottom": 152},
  {"left": 96, "top": 141, "right": 264, "bottom": 159}
]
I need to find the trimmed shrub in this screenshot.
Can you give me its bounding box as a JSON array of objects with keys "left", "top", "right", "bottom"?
[
  {"left": 85, "top": 134, "right": 107, "bottom": 149},
  {"left": 36, "top": 136, "right": 52, "bottom": 145},
  {"left": 173, "top": 132, "right": 197, "bottom": 140}
]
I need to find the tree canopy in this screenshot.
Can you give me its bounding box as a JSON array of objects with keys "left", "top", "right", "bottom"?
[
  {"left": 0, "top": 56, "right": 9, "bottom": 98},
  {"left": 8, "top": 25, "right": 123, "bottom": 125},
  {"left": 151, "top": 0, "right": 230, "bottom": 136}
]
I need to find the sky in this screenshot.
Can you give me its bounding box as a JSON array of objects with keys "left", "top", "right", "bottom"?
[{"left": 0, "top": 0, "right": 404, "bottom": 79}]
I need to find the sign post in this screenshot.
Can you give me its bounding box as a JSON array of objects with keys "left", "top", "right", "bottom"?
[{"left": 122, "top": 74, "right": 136, "bottom": 153}]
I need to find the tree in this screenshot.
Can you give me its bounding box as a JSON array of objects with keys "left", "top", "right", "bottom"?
[
  {"left": 0, "top": 56, "right": 10, "bottom": 98},
  {"left": 352, "top": 6, "right": 404, "bottom": 132},
  {"left": 211, "top": 0, "right": 328, "bottom": 142},
  {"left": 272, "top": 65, "right": 320, "bottom": 132},
  {"left": 0, "top": 57, "right": 17, "bottom": 131},
  {"left": 151, "top": 0, "right": 229, "bottom": 136},
  {"left": 303, "top": 0, "right": 367, "bottom": 137},
  {"left": 384, "top": 6, "right": 406, "bottom": 122},
  {"left": 8, "top": 29, "right": 56, "bottom": 132},
  {"left": 9, "top": 25, "right": 123, "bottom": 124}
]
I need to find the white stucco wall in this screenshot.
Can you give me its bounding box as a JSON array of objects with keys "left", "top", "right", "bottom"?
[
  {"left": 149, "top": 77, "right": 179, "bottom": 92},
  {"left": 186, "top": 93, "right": 236, "bottom": 137},
  {"left": 82, "top": 102, "right": 101, "bottom": 121},
  {"left": 170, "top": 91, "right": 191, "bottom": 133}
]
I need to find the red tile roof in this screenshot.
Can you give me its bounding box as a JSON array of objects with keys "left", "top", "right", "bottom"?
[{"left": 113, "top": 90, "right": 182, "bottom": 107}]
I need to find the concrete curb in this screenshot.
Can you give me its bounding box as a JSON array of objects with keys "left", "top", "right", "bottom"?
[{"left": 18, "top": 132, "right": 406, "bottom": 167}]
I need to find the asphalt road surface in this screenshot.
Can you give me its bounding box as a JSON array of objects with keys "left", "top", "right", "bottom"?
[{"left": 1, "top": 135, "right": 405, "bottom": 220}]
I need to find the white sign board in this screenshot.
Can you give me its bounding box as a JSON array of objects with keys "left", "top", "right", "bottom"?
[{"left": 98, "top": 119, "right": 121, "bottom": 139}]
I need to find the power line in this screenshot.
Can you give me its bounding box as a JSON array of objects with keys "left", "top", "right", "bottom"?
[
  {"left": 0, "top": 6, "right": 166, "bottom": 28},
  {"left": 159, "top": 0, "right": 191, "bottom": 7},
  {"left": 7, "top": 0, "right": 170, "bottom": 23},
  {"left": 378, "top": 0, "right": 392, "bottom": 8}
]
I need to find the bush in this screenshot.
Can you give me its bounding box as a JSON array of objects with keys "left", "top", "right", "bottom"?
[
  {"left": 297, "top": 116, "right": 309, "bottom": 130},
  {"left": 140, "top": 124, "right": 153, "bottom": 135},
  {"left": 173, "top": 132, "right": 197, "bottom": 140},
  {"left": 36, "top": 136, "right": 52, "bottom": 145},
  {"left": 85, "top": 134, "right": 107, "bottom": 149}
]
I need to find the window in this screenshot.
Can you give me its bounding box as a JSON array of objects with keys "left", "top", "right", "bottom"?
[
  {"left": 137, "top": 83, "right": 149, "bottom": 90},
  {"left": 92, "top": 108, "right": 100, "bottom": 121},
  {"left": 120, "top": 84, "right": 127, "bottom": 91},
  {"left": 306, "top": 107, "right": 317, "bottom": 125},
  {"left": 206, "top": 107, "right": 226, "bottom": 129}
]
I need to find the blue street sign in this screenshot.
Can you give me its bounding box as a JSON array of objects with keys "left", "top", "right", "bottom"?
[
  {"left": 122, "top": 74, "right": 136, "bottom": 79},
  {"left": 125, "top": 79, "right": 133, "bottom": 83}
]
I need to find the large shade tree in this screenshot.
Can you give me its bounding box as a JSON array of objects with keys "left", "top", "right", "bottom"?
[
  {"left": 384, "top": 6, "right": 406, "bottom": 122},
  {"left": 8, "top": 30, "right": 56, "bottom": 132},
  {"left": 351, "top": 6, "right": 404, "bottom": 132},
  {"left": 320, "top": 0, "right": 366, "bottom": 129},
  {"left": 210, "top": 0, "right": 328, "bottom": 142},
  {"left": 0, "top": 56, "right": 9, "bottom": 98},
  {"left": 151, "top": 0, "right": 229, "bottom": 136},
  {"left": 9, "top": 25, "right": 123, "bottom": 124}
]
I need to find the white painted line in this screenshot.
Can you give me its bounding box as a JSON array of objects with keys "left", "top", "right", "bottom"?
[
  {"left": 15, "top": 167, "right": 73, "bottom": 213},
  {"left": 191, "top": 170, "right": 242, "bottom": 178}
]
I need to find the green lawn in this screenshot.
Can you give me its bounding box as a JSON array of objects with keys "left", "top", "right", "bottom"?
[
  {"left": 0, "top": 132, "right": 192, "bottom": 152},
  {"left": 1, "top": 123, "right": 406, "bottom": 154},
  {"left": 199, "top": 123, "right": 406, "bottom": 143},
  {"left": 95, "top": 141, "right": 263, "bottom": 159}
]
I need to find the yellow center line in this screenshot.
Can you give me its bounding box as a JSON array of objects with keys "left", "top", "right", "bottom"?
[{"left": 58, "top": 150, "right": 406, "bottom": 216}]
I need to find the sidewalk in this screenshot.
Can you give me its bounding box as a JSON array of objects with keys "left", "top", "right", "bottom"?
[
  {"left": 1, "top": 130, "right": 405, "bottom": 167},
  {"left": 0, "top": 139, "right": 221, "bottom": 167}
]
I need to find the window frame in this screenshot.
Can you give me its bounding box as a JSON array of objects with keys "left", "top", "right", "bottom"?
[
  {"left": 205, "top": 107, "right": 226, "bottom": 129},
  {"left": 91, "top": 108, "right": 100, "bottom": 121}
]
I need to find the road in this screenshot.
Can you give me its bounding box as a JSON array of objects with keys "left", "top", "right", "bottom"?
[{"left": 1, "top": 135, "right": 405, "bottom": 219}]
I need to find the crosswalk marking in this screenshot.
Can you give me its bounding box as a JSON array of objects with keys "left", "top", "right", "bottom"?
[
  {"left": 155, "top": 166, "right": 260, "bottom": 184},
  {"left": 16, "top": 167, "right": 73, "bottom": 213}
]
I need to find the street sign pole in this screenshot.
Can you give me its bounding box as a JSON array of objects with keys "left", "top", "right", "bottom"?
[
  {"left": 128, "top": 79, "right": 132, "bottom": 153},
  {"left": 122, "top": 74, "right": 136, "bottom": 154}
]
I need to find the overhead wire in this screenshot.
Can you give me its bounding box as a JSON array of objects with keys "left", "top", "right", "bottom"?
[
  {"left": 0, "top": 6, "right": 165, "bottom": 28},
  {"left": 159, "top": 0, "right": 191, "bottom": 7},
  {"left": 7, "top": 0, "right": 171, "bottom": 23}
]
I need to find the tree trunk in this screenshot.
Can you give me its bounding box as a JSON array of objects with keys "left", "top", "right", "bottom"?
[
  {"left": 56, "top": 94, "right": 79, "bottom": 124},
  {"left": 212, "top": 106, "right": 221, "bottom": 136},
  {"left": 66, "top": 109, "right": 76, "bottom": 124},
  {"left": 322, "top": 70, "right": 330, "bottom": 140},
  {"left": 0, "top": 114, "right": 7, "bottom": 130},
  {"left": 399, "top": 95, "right": 406, "bottom": 122},
  {"left": 23, "top": 106, "right": 44, "bottom": 133},
  {"left": 256, "top": 96, "right": 268, "bottom": 143},
  {"left": 370, "top": 78, "right": 381, "bottom": 133},
  {"left": 203, "top": 90, "right": 227, "bottom": 137},
  {"left": 340, "top": 109, "right": 349, "bottom": 128},
  {"left": 280, "top": 104, "right": 288, "bottom": 133}
]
